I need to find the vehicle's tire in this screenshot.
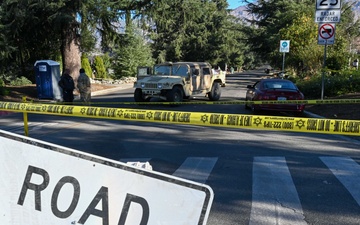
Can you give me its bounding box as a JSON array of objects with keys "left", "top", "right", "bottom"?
[
  {"left": 295, "top": 111, "right": 304, "bottom": 117},
  {"left": 251, "top": 104, "right": 260, "bottom": 114},
  {"left": 134, "top": 88, "right": 146, "bottom": 102},
  {"left": 166, "top": 86, "right": 183, "bottom": 102},
  {"left": 208, "top": 82, "right": 221, "bottom": 101},
  {"left": 245, "top": 98, "right": 250, "bottom": 109}
]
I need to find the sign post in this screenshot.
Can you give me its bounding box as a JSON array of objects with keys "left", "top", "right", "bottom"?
[
  {"left": 317, "top": 23, "right": 336, "bottom": 99},
  {"left": 279, "top": 40, "right": 290, "bottom": 72},
  {"left": 0, "top": 130, "right": 214, "bottom": 225},
  {"left": 315, "top": 0, "right": 341, "bottom": 100}
]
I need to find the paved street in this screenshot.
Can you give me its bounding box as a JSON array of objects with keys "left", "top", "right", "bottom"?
[{"left": 1, "top": 69, "right": 359, "bottom": 225}]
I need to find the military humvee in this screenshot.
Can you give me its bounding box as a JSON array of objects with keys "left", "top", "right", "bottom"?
[{"left": 133, "top": 62, "right": 226, "bottom": 102}]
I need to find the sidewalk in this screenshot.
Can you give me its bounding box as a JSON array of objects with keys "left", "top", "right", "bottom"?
[{"left": 0, "top": 83, "right": 134, "bottom": 116}]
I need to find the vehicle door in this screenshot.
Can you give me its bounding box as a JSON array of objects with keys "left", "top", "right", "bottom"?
[
  {"left": 201, "top": 67, "right": 212, "bottom": 90},
  {"left": 191, "top": 66, "right": 201, "bottom": 92}
]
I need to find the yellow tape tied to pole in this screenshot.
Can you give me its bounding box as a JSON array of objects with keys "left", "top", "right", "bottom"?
[{"left": 0, "top": 101, "right": 359, "bottom": 136}]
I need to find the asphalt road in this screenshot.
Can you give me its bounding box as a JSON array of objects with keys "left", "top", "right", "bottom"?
[{"left": 1, "top": 68, "right": 360, "bottom": 225}]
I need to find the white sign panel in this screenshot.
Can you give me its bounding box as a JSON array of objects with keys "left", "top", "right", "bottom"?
[
  {"left": 318, "top": 23, "right": 336, "bottom": 45},
  {"left": 316, "top": 0, "right": 341, "bottom": 10},
  {"left": 315, "top": 10, "right": 341, "bottom": 23},
  {"left": 279, "top": 40, "right": 290, "bottom": 53},
  {"left": 39, "top": 65, "right": 47, "bottom": 72},
  {"left": 0, "top": 130, "right": 214, "bottom": 225}
]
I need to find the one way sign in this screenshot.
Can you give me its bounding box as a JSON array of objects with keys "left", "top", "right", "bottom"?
[{"left": 0, "top": 130, "right": 214, "bottom": 225}]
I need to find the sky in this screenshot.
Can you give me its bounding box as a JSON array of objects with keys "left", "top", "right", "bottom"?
[{"left": 227, "top": 0, "right": 254, "bottom": 9}]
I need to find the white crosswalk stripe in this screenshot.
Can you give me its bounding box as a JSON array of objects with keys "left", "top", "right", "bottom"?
[
  {"left": 320, "top": 156, "right": 360, "bottom": 206},
  {"left": 119, "top": 156, "right": 360, "bottom": 224},
  {"left": 120, "top": 157, "right": 218, "bottom": 184},
  {"left": 172, "top": 157, "right": 218, "bottom": 184},
  {"left": 250, "top": 157, "right": 307, "bottom": 225}
]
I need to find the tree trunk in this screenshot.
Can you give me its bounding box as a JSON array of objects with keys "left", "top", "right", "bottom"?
[{"left": 61, "top": 22, "right": 81, "bottom": 81}]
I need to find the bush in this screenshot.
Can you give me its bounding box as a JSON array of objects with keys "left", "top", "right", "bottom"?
[
  {"left": 0, "top": 79, "right": 9, "bottom": 96},
  {"left": 296, "top": 69, "right": 360, "bottom": 99},
  {"left": 81, "top": 54, "right": 93, "bottom": 78},
  {"left": 9, "top": 76, "right": 32, "bottom": 86},
  {"left": 0, "top": 87, "right": 9, "bottom": 96},
  {"left": 94, "top": 56, "right": 107, "bottom": 79}
]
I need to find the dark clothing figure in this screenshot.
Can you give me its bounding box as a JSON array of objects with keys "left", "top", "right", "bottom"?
[{"left": 58, "top": 71, "right": 75, "bottom": 103}]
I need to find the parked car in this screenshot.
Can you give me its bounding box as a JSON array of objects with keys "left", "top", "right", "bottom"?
[{"left": 245, "top": 79, "right": 305, "bottom": 114}]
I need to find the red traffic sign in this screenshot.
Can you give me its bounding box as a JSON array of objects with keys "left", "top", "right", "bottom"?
[{"left": 319, "top": 23, "right": 335, "bottom": 39}]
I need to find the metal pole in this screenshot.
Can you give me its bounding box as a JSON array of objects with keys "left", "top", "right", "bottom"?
[
  {"left": 282, "top": 52, "right": 285, "bottom": 72},
  {"left": 321, "top": 41, "right": 327, "bottom": 100}
]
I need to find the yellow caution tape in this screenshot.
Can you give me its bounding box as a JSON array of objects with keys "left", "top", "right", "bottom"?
[{"left": 0, "top": 101, "right": 359, "bottom": 136}]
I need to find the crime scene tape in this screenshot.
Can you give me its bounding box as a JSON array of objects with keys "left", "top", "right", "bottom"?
[
  {"left": 0, "top": 101, "right": 359, "bottom": 136},
  {"left": 34, "top": 98, "right": 359, "bottom": 105}
]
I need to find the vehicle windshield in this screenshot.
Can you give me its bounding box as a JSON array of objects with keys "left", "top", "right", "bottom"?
[
  {"left": 154, "top": 65, "right": 188, "bottom": 77},
  {"left": 263, "top": 81, "right": 297, "bottom": 90}
]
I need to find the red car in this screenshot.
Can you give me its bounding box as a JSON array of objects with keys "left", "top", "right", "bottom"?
[{"left": 245, "top": 79, "right": 305, "bottom": 114}]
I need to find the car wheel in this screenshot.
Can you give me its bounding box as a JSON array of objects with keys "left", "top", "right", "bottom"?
[
  {"left": 208, "top": 82, "right": 221, "bottom": 101},
  {"left": 251, "top": 104, "right": 259, "bottom": 114},
  {"left": 245, "top": 98, "right": 250, "bottom": 109},
  {"left": 134, "top": 88, "right": 146, "bottom": 102},
  {"left": 166, "top": 86, "right": 183, "bottom": 102},
  {"left": 295, "top": 111, "right": 304, "bottom": 117}
]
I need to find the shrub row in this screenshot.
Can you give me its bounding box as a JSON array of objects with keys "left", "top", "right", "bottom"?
[{"left": 296, "top": 69, "right": 360, "bottom": 99}]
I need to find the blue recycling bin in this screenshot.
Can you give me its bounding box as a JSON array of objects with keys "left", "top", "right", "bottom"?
[{"left": 34, "top": 60, "right": 62, "bottom": 100}]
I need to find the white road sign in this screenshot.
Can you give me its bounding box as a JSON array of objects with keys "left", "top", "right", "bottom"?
[
  {"left": 316, "top": 0, "right": 341, "bottom": 10},
  {"left": 315, "top": 10, "right": 341, "bottom": 23},
  {"left": 318, "top": 23, "right": 336, "bottom": 45},
  {"left": 279, "top": 40, "right": 290, "bottom": 53},
  {"left": 0, "top": 130, "right": 214, "bottom": 225},
  {"left": 315, "top": 0, "right": 341, "bottom": 23}
]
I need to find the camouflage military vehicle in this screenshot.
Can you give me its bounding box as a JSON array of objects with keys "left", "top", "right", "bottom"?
[{"left": 133, "top": 62, "right": 226, "bottom": 102}]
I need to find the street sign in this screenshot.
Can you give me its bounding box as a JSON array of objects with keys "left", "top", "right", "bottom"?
[
  {"left": 279, "top": 40, "right": 290, "bottom": 53},
  {"left": 315, "top": 0, "right": 341, "bottom": 23},
  {"left": 315, "top": 10, "right": 341, "bottom": 23},
  {"left": 316, "top": 1, "right": 341, "bottom": 99},
  {"left": 0, "top": 130, "right": 214, "bottom": 225},
  {"left": 318, "top": 23, "right": 336, "bottom": 45},
  {"left": 316, "top": 0, "right": 341, "bottom": 10}
]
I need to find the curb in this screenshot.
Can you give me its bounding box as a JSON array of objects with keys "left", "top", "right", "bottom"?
[
  {"left": 303, "top": 110, "right": 360, "bottom": 143},
  {"left": 303, "top": 110, "right": 323, "bottom": 119},
  {"left": 91, "top": 83, "right": 134, "bottom": 97}
]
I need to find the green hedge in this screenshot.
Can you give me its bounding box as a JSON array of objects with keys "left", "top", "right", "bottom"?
[
  {"left": 81, "top": 54, "right": 93, "bottom": 78},
  {"left": 296, "top": 69, "right": 360, "bottom": 99},
  {"left": 0, "top": 79, "right": 9, "bottom": 96}
]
